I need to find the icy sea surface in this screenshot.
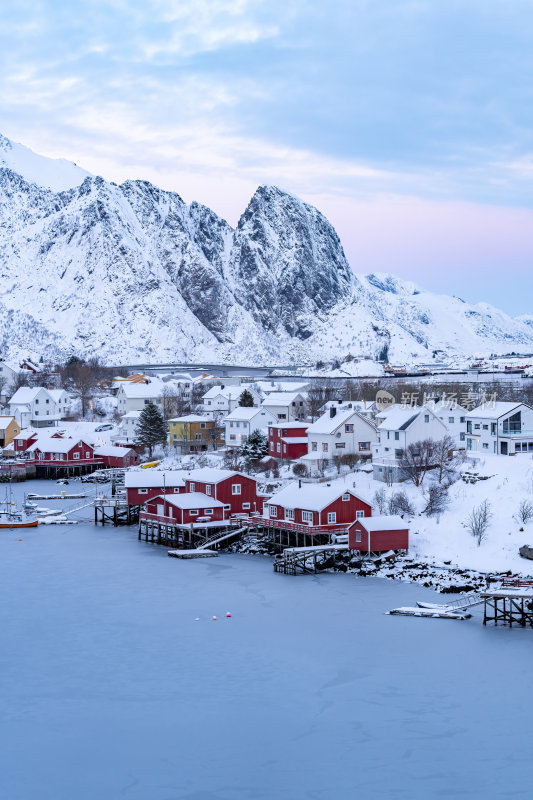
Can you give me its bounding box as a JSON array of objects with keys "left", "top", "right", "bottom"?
[{"left": 0, "top": 480, "right": 530, "bottom": 800}]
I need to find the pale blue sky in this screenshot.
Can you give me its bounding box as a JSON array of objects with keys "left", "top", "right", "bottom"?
[{"left": 1, "top": 0, "right": 532, "bottom": 314}]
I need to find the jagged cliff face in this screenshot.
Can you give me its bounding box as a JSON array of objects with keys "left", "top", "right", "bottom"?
[{"left": 1, "top": 134, "right": 532, "bottom": 364}]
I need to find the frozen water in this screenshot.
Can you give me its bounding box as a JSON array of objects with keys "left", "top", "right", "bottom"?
[{"left": 0, "top": 480, "right": 530, "bottom": 799}]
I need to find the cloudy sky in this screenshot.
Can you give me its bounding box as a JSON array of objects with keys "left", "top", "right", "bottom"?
[{"left": 1, "top": 0, "right": 532, "bottom": 315}]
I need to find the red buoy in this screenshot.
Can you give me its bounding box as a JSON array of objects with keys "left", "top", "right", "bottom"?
[{"left": 226, "top": 612, "right": 231, "bottom": 618}]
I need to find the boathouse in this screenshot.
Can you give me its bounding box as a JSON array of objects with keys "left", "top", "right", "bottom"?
[
  {"left": 348, "top": 515, "right": 409, "bottom": 553},
  {"left": 184, "top": 468, "right": 259, "bottom": 515},
  {"left": 264, "top": 484, "right": 372, "bottom": 529},
  {"left": 94, "top": 445, "right": 139, "bottom": 468},
  {"left": 125, "top": 470, "right": 187, "bottom": 505},
  {"left": 143, "top": 493, "right": 227, "bottom": 525}
]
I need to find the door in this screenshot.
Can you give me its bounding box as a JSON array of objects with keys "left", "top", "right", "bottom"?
[
  {"left": 157, "top": 504, "right": 165, "bottom": 517},
  {"left": 500, "top": 441, "right": 508, "bottom": 455}
]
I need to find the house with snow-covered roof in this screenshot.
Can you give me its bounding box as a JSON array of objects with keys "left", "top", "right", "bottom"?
[
  {"left": 262, "top": 483, "right": 372, "bottom": 531},
  {"left": 142, "top": 493, "right": 228, "bottom": 526},
  {"left": 124, "top": 469, "right": 188, "bottom": 506},
  {"left": 261, "top": 391, "right": 307, "bottom": 421},
  {"left": 372, "top": 406, "right": 448, "bottom": 482},
  {"left": 224, "top": 407, "right": 276, "bottom": 448},
  {"left": 116, "top": 379, "right": 164, "bottom": 414},
  {"left": 303, "top": 407, "right": 378, "bottom": 469},
  {"left": 268, "top": 421, "right": 309, "bottom": 460},
  {"left": 8, "top": 387, "right": 65, "bottom": 428},
  {"left": 0, "top": 416, "right": 20, "bottom": 448},
  {"left": 465, "top": 402, "right": 533, "bottom": 455},
  {"left": 184, "top": 468, "right": 259, "bottom": 515},
  {"left": 202, "top": 384, "right": 260, "bottom": 418}
]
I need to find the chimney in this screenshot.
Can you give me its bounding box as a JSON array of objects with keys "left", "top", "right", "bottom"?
[
  {"left": 298, "top": 479, "right": 302, "bottom": 488},
  {"left": 330, "top": 407, "right": 336, "bottom": 418}
]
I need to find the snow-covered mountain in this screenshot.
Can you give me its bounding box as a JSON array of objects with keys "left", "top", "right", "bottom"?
[{"left": 0, "top": 133, "right": 531, "bottom": 365}]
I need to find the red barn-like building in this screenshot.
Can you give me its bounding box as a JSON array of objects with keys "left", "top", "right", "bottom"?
[
  {"left": 268, "top": 422, "right": 309, "bottom": 460},
  {"left": 264, "top": 484, "right": 372, "bottom": 529},
  {"left": 143, "top": 493, "right": 227, "bottom": 526},
  {"left": 184, "top": 468, "right": 259, "bottom": 515},
  {"left": 348, "top": 516, "right": 409, "bottom": 553},
  {"left": 125, "top": 470, "right": 187, "bottom": 506},
  {"left": 26, "top": 436, "right": 99, "bottom": 465},
  {"left": 94, "top": 445, "right": 139, "bottom": 468}
]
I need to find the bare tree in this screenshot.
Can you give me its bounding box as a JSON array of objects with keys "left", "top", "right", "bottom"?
[
  {"left": 341, "top": 452, "right": 360, "bottom": 470},
  {"left": 383, "top": 466, "right": 395, "bottom": 487},
  {"left": 388, "top": 491, "right": 414, "bottom": 516},
  {"left": 516, "top": 500, "right": 533, "bottom": 525},
  {"left": 332, "top": 454, "right": 344, "bottom": 474},
  {"left": 372, "top": 487, "right": 387, "bottom": 513},
  {"left": 399, "top": 439, "right": 437, "bottom": 487},
  {"left": 432, "top": 435, "right": 457, "bottom": 483},
  {"left": 422, "top": 484, "right": 449, "bottom": 517},
  {"left": 466, "top": 500, "right": 492, "bottom": 545},
  {"left": 306, "top": 380, "right": 339, "bottom": 421},
  {"left": 9, "top": 371, "right": 31, "bottom": 394},
  {"left": 59, "top": 358, "right": 98, "bottom": 418},
  {"left": 189, "top": 383, "right": 205, "bottom": 412}
]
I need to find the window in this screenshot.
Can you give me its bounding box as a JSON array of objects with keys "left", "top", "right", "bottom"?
[
  {"left": 345, "top": 424, "right": 353, "bottom": 433},
  {"left": 242, "top": 503, "right": 250, "bottom": 510},
  {"left": 224, "top": 504, "right": 231, "bottom": 510},
  {"left": 204, "top": 509, "right": 213, "bottom": 515},
  {"left": 356, "top": 529, "right": 362, "bottom": 543},
  {"left": 356, "top": 510, "right": 365, "bottom": 519},
  {"left": 277, "top": 442, "right": 281, "bottom": 452},
  {"left": 311, "top": 442, "right": 317, "bottom": 451},
  {"left": 189, "top": 482, "right": 195, "bottom": 492},
  {"left": 200, "top": 422, "right": 206, "bottom": 429},
  {"left": 342, "top": 493, "right": 350, "bottom": 501},
  {"left": 73, "top": 452, "right": 80, "bottom": 459},
  {"left": 285, "top": 508, "right": 295, "bottom": 520},
  {"left": 322, "top": 443, "right": 328, "bottom": 452},
  {"left": 359, "top": 442, "right": 370, "bottom": 451},
  {"left": 206, "top": 485, "right": 212, "bottom": 495},
  {"left": 195, "top": 433, "right": 202, "bottom": 440},
  {"left": 189, "top": 509, "right": 198, "bottom": 516},
  {"left": 460, "top": 416, "right": 465, "bottom": 423},
  {"left": 35, "top": 411, "right": 39, "bottom": 416},
  {"left": 474, "top": 424, "right": 480, "bottom": 430},
  {"left": 327, "top": 512, "right": 336, "bottom": 524},
  {"left": 491, "top": 423, "right": 496, "bottom": 436},
  {"left": 467, "top": 438, "right": 472, "bottom": 450},
  {"left": 232, "top": 484, "right": 241, "bottom": 495},
  {"left": 335, "top": 442, "right": 345, "bottom": 449},
  {"left": 467, "top": 421, "right": 472, "bottom": 433},
  {"left": 302, "top": 510, "right": 313, "bottom": 523},
  {"left": 138, "top": 488, "right": 148, "bottom": 494},
  {"left": 229, "top": 434, "right": 236, "bottom": 441},
  {"left": 35, "top": 399, "right": 39, "bottom": 404},
  {"left": 270, "top": 505, "right": 277, "bottom": 517},
  {"left": 424, "top": 414, "right": 429, "bottom": 423},
  {"left": 46, "top": 398, "right": 49, "bottom": 404},
  {"left": 173, "top": 488, "right": 180, "bottom": 493},
  {"left": 85, "top": 452, "right": 90, "bottom": 458},
  {"left": 460, "top": 432, "right": 465, "bottom": 441},
  {"left": 270, "top": 442, "right": 274, "bottom": 450},
  {"left": 483, "top": 425, "right": 488, "bottom": 431},
  {"left": 448, "top": 417, "right": 454, "bottom": 424},
  {"left": 394, "top": 432, "right": 399, "bottom": 440}
]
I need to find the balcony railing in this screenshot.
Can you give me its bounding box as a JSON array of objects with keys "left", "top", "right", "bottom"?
[{"left": 237, "top": 515, "right": 350, "bottom": 535}]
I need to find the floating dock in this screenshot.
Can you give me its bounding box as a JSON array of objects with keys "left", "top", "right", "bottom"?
[
  {"left": 167, "top": 549, "right": 218, "bottom": 559},
  {"left": 388, "top": 607, "right": 472, "bottom": 620},
  {"left": 27, "top": 493, "right": 87, "bottom": 500}
]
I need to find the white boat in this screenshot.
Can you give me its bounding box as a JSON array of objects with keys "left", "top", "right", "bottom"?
[{"left": 388, "top": 606, "right": 472, "bottom": 620}]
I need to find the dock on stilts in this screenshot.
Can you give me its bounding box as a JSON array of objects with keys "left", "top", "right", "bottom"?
[
  {"left": 482, "top": 579, "right": 533, "bottom": 627},
  {"left": 274, "top": 543, "right": 349, "bottom": 575},
  {"left": 94, "top": 497, "right": 140, "bottom": 527}
]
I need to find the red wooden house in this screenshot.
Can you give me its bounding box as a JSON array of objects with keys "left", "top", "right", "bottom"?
[
  {"left": 184, "top": 468, "right": 259, "bottom": 515},
  {"left": 348, "top": 516, "right": 409, "bottom": 553},
  {"left": 25, "top": 436, "right": 102, "bottom": 465},
  {"left": 268, "top": 422, "right": 309, "bottom": 460},
  {"left": 124, "top": 470, "right": 187, "bottom": 506},
  {"left": 94, "top": 445, "right": 139, "bottom": 468},
  {"left": 13, "top": 431, "right": 39, "bottom": 453},
  {"left": 143, "top": 493, "right": 227, "bottom": 526},
  {"left": 263, "top": 484, "right": 372, "bottom": 530}
]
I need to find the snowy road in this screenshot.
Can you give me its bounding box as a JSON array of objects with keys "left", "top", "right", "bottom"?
[{"left": 0, "top": 480, "right": 530, "bottom": 799}]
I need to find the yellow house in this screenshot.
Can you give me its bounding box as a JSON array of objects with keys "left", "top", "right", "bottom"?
[
  {"left": 0, "top": 416, "right": 20, "bottom": 448},
  {"left": 168, "top": 414, "right": 223, "bottom": 453}
]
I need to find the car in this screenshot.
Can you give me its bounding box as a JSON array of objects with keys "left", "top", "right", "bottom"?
[{"left": 95, "top": 424, "right": 114, "bottom": 432}]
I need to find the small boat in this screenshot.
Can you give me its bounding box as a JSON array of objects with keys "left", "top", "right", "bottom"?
[
  {"left": 0, "top": 518, "right": 38, "bottom": 529},
  {"left": 388, "top": 606, "right": 471, "bottom": 620}
]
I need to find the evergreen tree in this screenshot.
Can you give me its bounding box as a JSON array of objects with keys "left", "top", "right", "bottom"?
[
  {"left": 134, "top": 402, "right": 167, "bottom": 457},
  {"left": 238, "top": 389, "right": 254, "bottom": 407},
  {"left": 240, "top": 430, "right": 268, "bottom": 471}
]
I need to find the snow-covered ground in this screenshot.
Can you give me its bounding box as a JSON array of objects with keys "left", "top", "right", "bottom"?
[{"left": 0, "top": 479, "right": 531, "bottom": 799}]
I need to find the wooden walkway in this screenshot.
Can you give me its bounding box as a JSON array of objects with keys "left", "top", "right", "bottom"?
[
  {"left": 274, "top": 543, "right": 349, "bottom": 575},
  {"left": 481, "top": 579, "right": 533, "bottom": 627}
]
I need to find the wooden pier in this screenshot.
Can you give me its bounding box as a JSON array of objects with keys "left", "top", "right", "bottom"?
[
  {"left": 274, "top": 543, "right": 349, "bottom": 575},
  {"left": 138, "top": 514, "right": 247, "bottom": 550},
  {"left": 482, "top": 579, "right": 533, "bottom": 627},
  {"left": 94, "top": 497, "right": 139, "bottom": 527}
]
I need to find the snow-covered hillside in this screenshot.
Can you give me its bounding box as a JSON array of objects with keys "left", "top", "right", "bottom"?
[{"left": 1, "top": 133, "right": 532, "bottom": 365}]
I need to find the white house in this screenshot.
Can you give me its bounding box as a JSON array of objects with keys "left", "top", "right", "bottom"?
[
  {"left": 224, "top": 407, "right": 277, "bottom": 448},
  {"left": 9, "top": 387, "right": 65, "bottom": 428},
  {"left": 304, "top": 407, "right": 378, "bottom": 469},
  {"left": 430, "top": 400, "right": 468, "bottom": 448},
  {"left": 112, "top": 411, "right": 142, "bottom": 445},
  {"left": 372, "top": 406, "right": 448, "bottom": 482},
  {"left": 465, "top": 402, "right": 533, "bottom": 455},
  {"left": 202, "top": 385, "right": 260, "bottom": 418},
  {"left": 261, "top": 392, "right": 307, "bottom": 421},
  {"left": 116, "top": 379, "right": 164, "bottom": 414}
]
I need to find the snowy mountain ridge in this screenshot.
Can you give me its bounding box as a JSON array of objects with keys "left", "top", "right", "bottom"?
[{"left": 0, "top": 133, "right": 532, "bottom": 366}]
